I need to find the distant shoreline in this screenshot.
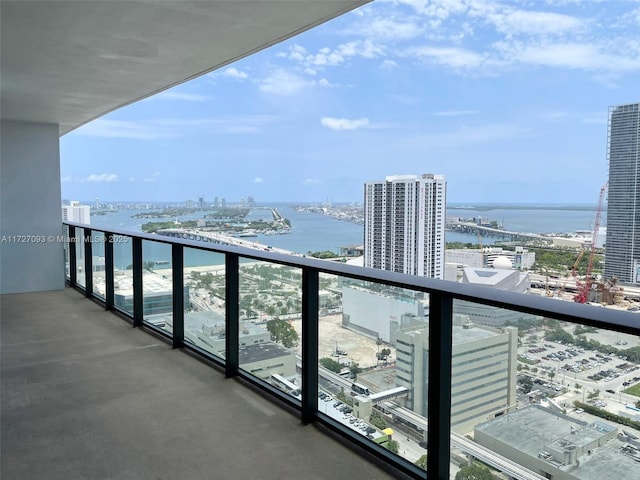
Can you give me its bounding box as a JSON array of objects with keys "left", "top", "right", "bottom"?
[{"left": 448, "top": 204, "right": 600, "bottom": 212}]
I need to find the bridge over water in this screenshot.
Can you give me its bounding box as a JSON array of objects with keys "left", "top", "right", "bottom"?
[{"left": 447, "top": 221, "right": 550, "bottom": 243}]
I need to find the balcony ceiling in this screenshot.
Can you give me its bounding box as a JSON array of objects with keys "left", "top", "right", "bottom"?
[{"left": 0, "top": 0, "right": 368, "bottom": 136}]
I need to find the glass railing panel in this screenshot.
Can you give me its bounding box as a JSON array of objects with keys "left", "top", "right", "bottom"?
[
  {"left": 141, "top": 239, "right": 173, "bottom": 336},
  {"left": 449, "top": 298, "right": 640, "bottom": 479},
  {"left": 75, "top": 227, "right": 85, "bottom": 288},
  {"left": 63, "top": 224, "right": 70, "bottom": 279},
  {"left": 113, "top": 235, "right": 133, "bottom": 315},
  {"left": 91, "top": 231, "right": 106, "bottom": 299},
  {"left": 322, "top": 275, "right": 427, "bottom": 466},
  {"left": 183, "top": 247, "right": 226, "bottom": 360},
  {"left": 238, "top": 260, "right": 302, "bottom": 399}
]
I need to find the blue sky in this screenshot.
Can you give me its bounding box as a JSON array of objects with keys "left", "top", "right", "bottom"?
[{"left": 60, "top": 0, "right": 640, "bottom": 205}]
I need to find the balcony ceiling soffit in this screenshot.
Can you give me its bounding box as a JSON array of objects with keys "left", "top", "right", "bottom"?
[{"left": 0, "top": 0, "right": 368, "bottom": 136}]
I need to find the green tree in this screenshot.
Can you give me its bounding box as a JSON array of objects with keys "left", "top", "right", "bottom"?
[
  {"left": 415, "top": 454, "right": 427, "bottom": 470},
  {"left": 350, "top": 362, "right": 362, "bottom": 379},
  {"left": 369, "top": 409, "right": 388, "bottom": 430},
  {"left": 266, "top": 318, "right": 299, "bottom": 348},
  {"left": 320, "top": 357, "right": 342, "bottom": 373},
  {"left": 384, "top": 440, "right": 399, "bottom": 454},
  {"left": 455, "top": 464, "right": 495, "bottom": 480},
  {"left": 587, "top": 388, "right": 600, "bottom": 400},
  {"left": 574, "top": 383, "right": 582, "bottom": 393},
  {"left": 518, "top": 375, "right": 534, "bottom": 394}
]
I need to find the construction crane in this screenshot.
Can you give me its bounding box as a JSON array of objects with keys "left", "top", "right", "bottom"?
[
  {"left": 571, "top": 249, "right": 586, "bottom": 277},
  {"left": 574, "top": 182, "right": 608, "bottom": 303}
]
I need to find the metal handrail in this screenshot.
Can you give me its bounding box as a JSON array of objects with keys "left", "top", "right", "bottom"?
[{"left": 63, "top": 221, "right": 640, "bottom": 480}]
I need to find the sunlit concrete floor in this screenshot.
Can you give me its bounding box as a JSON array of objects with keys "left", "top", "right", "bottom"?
[{"left": 1, "top": 288, "right": 401, "bottom": 480}]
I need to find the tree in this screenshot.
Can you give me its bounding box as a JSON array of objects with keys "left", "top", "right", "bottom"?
[
  {"left": 415, "top": 454, "right": 427, "bottom": 470},
  {"left": 574, "top": 383, "right": 582, "bottom": 393},
  {"left": 455, "top": 464, "right": 495, "bottom": 480},
  {"left": 320, "top": 357, "right": 342, "bottom": 373},
  {"left": 587, "top": 388, "right": 600, "bottom": 400},
  {"left": 369, "top": 409, "right": 388, "bottom": 430},
  {"left": 548, "top": 371, "right": 556, "bottom": 382},
  {"left": 518, "top": 375, "right": 533, "bottom": 394},
  {"left": 384, "top": 440, "right": 399, "bottom": 454},
  {"left": 350, "top": 362, "right": 362, "bottom": 379},
  {"left": 266, "top": 318, "right": 299, "bottom": 348}
]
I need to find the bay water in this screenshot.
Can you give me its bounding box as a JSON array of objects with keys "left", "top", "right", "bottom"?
[{"left": 87, "top": 204, "right": 601, "bottom": 268}]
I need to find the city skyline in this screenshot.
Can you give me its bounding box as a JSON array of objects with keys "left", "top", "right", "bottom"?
[{"left": 60, "top": 1, "right": 640, "bottom": 203}]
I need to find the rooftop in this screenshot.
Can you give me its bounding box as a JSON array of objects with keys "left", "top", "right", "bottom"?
[{"left": 475, "top": 405, "right": 640, "bottom": 480}]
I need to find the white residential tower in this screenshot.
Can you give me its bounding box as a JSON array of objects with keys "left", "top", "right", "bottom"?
[{"left": 364, "top": 174, "right": 446, "bottom": 279}]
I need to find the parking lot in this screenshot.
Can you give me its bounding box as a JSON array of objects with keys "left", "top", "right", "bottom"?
[{"left": 517, "top": 329, "right": 640, "bottom": 414}]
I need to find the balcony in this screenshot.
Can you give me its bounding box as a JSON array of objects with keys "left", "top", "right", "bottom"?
[{"left": 4, "top": 222, "right": 639, "bottom": 480}]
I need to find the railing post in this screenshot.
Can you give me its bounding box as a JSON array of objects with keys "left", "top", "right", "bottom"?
[
  {"left": 68, "top": 225, "right": 77, "bottom": 286},
  {"left": 132, "top": 237, "right": 143, "bottom": 327},
  {"left": 427, "top": 291, "right": 453, "bottom": 480},
  {"left": 105, "top": 233, "right": 114, "bottom": 310},
  {"left": 172, "top": 244, "right": 184, "bottom": 349},
  {"left": 301, "top": 268, "right": 319, "bottom": 424},
  {"left": 225, "top": 253, "right": 239, "bottom": 378},
  {"left": 84, "top": 228, "right": 93, "bottom": 297}
]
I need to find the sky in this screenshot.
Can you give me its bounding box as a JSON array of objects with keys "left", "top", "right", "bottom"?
[{"left": 60, "top": 0, "right": 640, "bottom": 205}]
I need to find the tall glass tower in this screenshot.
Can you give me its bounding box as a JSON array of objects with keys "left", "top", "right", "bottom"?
[
  {"left": 364, "top": 174, "right": 446, "bottom": 279},
  {"left": 604, "top": 102, "right": 640, "bottom": 284}
]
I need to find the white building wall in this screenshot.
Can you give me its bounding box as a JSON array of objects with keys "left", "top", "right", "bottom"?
[
  {"left": 62, "top": 203, "right": 91, "bottom": 225},
  {"left": 395, "top": 325, "right": 517, "bottom": 434},
  {"left": 1, "top": 121, "right": 65, "bottom": 294},
  {"left": 341, "top": 285, "right": 424, "bottom": 343}
]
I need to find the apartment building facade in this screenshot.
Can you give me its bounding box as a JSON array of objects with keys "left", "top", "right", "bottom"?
[
  {"left": 604, "top": 102, "right": 640, "bottom": 284},
  {"left": 364, "top": 174, "right": 446, "bottom": 279}
]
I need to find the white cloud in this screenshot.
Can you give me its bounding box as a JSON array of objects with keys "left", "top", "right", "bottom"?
[
  {"left": 501, "top": 42, "right": 640, "bottom": 72},
  {"left": 61, "top": 176, "right": 72, "bottom": 183},
  {"left": 408, "top": 45, "right": 488, "bottom": 70},
  {"left": 259, "top": 70, "right": 316, "bottom": 95},
  {"left": 86, "top": 173, "right": 118, "bottom": 183},
  {"left": 346, "top": 17, "right": 424, "bottom": 41},
  {"left": 432, "top": 110, "right": 478, "bottom": 117},
  {"left": 156, "top": 92, "right": 210, "bottom": 102},
  {"left": 143, "top": 172, "right": 160, "bottom": 183},
  {"left": 381, "top": 59, "right": 399, "bottom": 70},
  {"left": 128, "top": 177, "right": 136, "bottom": 182},
  {"left": 254, "top": 177, "right": 264, "bottom": 183},
  {"left": 302, "top": 178, "right": 321, "bottom": 186},
  {"left": 318, "top": 78, "right": 335, "bottom": 88},
  {"left": 284, "top": 40, "right": 385, "bottom": 71},
  {"left": 223, "top": 67, "right": 248, "bottom": 79},
  {"left": 487, "top": 10, "right": 584, "bottom": 37},
  {"left": 321, "top": 117, "right": 370, "bottom": 131}
]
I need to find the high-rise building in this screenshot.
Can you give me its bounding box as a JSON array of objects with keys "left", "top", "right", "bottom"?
[
  {"left": 604, "top": 103, "right": 640, "bottom": 284},
  {"left": 62, "top": 201, "right": 90, "bottom": 225},
  {"left": 364, "top": 174, "right": 446, "bottom": 278}
]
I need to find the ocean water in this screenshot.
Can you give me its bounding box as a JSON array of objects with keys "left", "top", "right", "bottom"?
[{"left": 87, "top": 203, "right": 602, "bottom": 267}]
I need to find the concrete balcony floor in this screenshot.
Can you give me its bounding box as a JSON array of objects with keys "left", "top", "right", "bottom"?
[{"left": 1, "top": 288, "right": 400, "bottom": 480}]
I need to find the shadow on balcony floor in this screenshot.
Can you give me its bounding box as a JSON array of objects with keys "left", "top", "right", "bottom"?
[{"left": 1, "top": 288, "right": 399, "bottom": 480}]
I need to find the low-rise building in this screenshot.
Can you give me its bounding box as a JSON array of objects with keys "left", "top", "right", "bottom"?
[
  {"left": 446, "top": 246, "right": 535, "bottom": 271},
  {"left": 447, "top": 261, "right": 540, "bottom": 327},
  {"left": 474, "top": 405, "right": 640, "bottom": 480},
  {"left": 395, "top": 321, "right": 518, "bottom": 434},
  {"left": 341, "top": 283, "right": 425, "bottom": 343}
]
